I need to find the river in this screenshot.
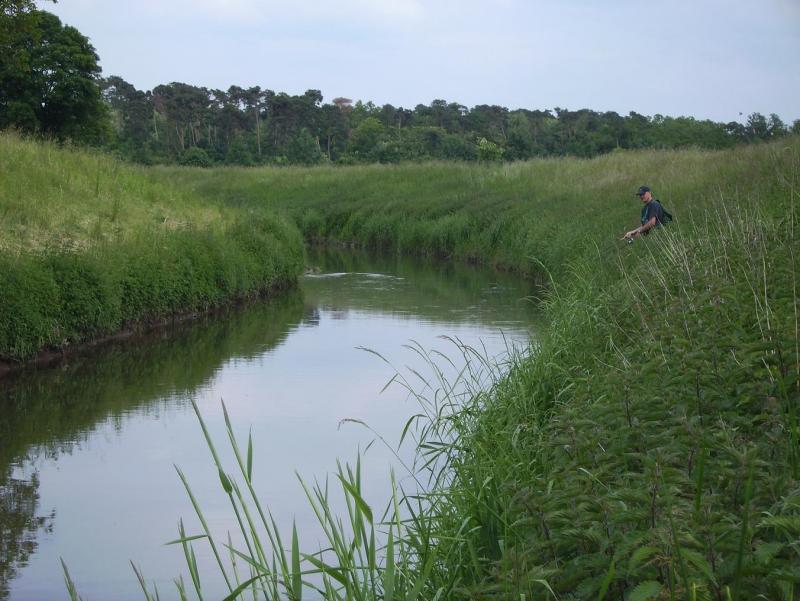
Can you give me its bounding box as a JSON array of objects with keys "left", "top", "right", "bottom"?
[{"left": 0, "top": 248, "right": 539, "bottom": 600}]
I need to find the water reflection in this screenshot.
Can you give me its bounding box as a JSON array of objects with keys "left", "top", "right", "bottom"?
[
  {"left": 0, "top": 469, "right": 52, "bottom": 600},
  {"left": 0, "top": 291, "right": 305, "bottom": 599},
  {"left": 0, "top": 249, "right": 538, "bottom": 600},
  {"left": 302, "top": 247, "right": 537, "bottom": 327}
]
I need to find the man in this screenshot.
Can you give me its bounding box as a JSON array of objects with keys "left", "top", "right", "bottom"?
[{"left": 623, "top": 186, "right": 667, "bottom": 240}]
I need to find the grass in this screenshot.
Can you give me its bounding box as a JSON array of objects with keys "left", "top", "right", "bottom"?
[
  {"left": 154, "top": 140, "right": 795, "bottom": 279},
  {"left": 145, "top": 138, "right": 797, "bottom": 600},
  {"left": 0, "top": 132, "right": 228, "bottom": 256},
  {"left": 422, "top": 201, "right": 800, "bottom": 599},
  {"left": 0, "top": 132, "right": 305, "bottom": 362}
]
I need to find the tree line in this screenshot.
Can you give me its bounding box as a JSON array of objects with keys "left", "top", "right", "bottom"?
[{"left": 2, "top": 5, "right": 798, "bottom": 167}]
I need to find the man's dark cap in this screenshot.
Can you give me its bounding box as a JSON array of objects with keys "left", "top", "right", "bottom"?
[{"left": 635, "top": 186, "right": 651, "bottom": 196}]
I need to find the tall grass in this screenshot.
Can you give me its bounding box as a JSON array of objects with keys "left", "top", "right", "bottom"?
[
  {"left": 0, "top": 132, "right": 227, "bottom": 256},
  {"left": 0, "top": 132, "right": 305, "bottom": 362},
  {"left": 156, "top": 139, "right": 798, "bottom": 279},
  {"left": 422, "top": 199, "right": 800, "bottom": 599}
]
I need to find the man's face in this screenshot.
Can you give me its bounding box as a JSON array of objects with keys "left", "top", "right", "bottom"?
[{"left": 638, "top": 191, "right": 652, "bottom": 203}]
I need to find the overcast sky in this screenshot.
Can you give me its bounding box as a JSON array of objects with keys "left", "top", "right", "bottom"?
[{"left": 39, "top": 0, "right": 799, "bottom": 123}]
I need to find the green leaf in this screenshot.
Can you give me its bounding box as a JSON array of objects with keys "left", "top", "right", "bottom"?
[
  {"left": 300, "top": 553, "right": 347, "bottom": 586},
  {"left": 291, "top": 521, "right": 302, "bottom": 601},
  {"left": 628, "top": 546, "right": 659, "bottom": 575},
  {"left": 753, "top": 541, "right": 784, "bottom": 564},
  {"left": 597, "top": 557, "right": 615, "bottom": 601},
  {"left": 246, "top": 429, "right": 253, "bottom": 482},
  {"left": 221, "top": 574, "right": 265, "bottom": 601},
  {"left": 628, "top": 580, "right": 662, "bottom": 601},
  {"left": 219, "top": 469, "right": 233, "bottom": 494},
  {"left": 61, "top": 558, "right": 83, "bottom": 601},
  {"left": 383, "top": 527, "right": 395, "bottom": 601},
  {"left": 532, "top": 579, "right": 559, "bottom": 599},
  {"left": 164, "top": 533, "right": 208, "bottom": 546},
  {"left": 682, "top": 548, "right": 716, "bottom": 585},
  {"left": 337, "top": 475, "right": 373, "bottom": 523}
]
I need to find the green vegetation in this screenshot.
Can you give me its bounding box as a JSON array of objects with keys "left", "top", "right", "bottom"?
[
  {"left": 0, "top": 132, "right": 304, "bottom": 362},
  {"left": 3, "top": 4, "right": 797, "bottom": 598},
  {"left": 94, "top": 80, "right": 798, "bottom": 166},
  {"left": 0, "top": 2, "right": 106, "bottom": 144},
  {"left": 113, "top": 137, "right": 797, "bottom": 599},
  {"left": 159, "top": 139, "right": 793, "bottom": 278},
  {"left": 410, "top": 146, "right": 800, "bottom": 598},
  {"left": 88, "top": 82, "right": 800, "bottom": 166},
  {"left": 3, "top": 112, "right": 797, "bottom": 597}
]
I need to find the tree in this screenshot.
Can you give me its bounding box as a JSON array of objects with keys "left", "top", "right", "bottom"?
[
  {"left": 225, "top": 135, "right": 255, "bottom": 165},
  {"left": 347, "top": 117, "right": 385, "bottom": 160},
  {"left": 745, "top": 112, "right": 769, "bottom": 140},
  {"left": 465, "top": 105, "right": 508, "bottom": 144},
  {"left": 506, "top": 112, "right": 534, "bottom": 160},
  {"left": 767, "top": 113, "right": 786, "bottom": 138},
  {"left": 477, "top": 137, "right": 504, "bottom": 161},
  {"left": 100, "top": 76, "right": 155, "bottom": 160},
  {"left": 0, "top": 468, "right": 52, "bottom": 601},
  {"left": 152, "top": 82, "right": 210, "bottom": 155},
  {"left": 319, "top": 103, "right": 349, "bottom": 160},
  {"left": 179, "top": 146, "right": 212, "bottom": 167},
  {"left": 1, "top": 8, "right": 107, "bottom": 142},
  {"left": 415, "top": 99, "right": 465, "bottom": 133},
  {"left": 440, "top": 134, "right": 476, "bottom": 161},
  {"left": 286, "top": 128, "right": 324, "bottom": 165},
  {"left": 264, "top": 89, "right": 322, "bottom": 154}
]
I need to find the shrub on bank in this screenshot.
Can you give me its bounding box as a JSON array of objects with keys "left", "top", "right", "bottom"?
[{"left": 0, "top": 214, "right": 303, "bottom": 362}]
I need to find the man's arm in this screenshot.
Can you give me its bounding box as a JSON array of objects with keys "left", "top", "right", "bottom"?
[
  {"left": 639, "top": 215, "right": 658, "bottom": 234},
  {"left": 623, "top": 216, "right": 657, "bottom": 239}
]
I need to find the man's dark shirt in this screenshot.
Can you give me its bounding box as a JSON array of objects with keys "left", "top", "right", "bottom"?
[{"left": 640, "top": 199, "right": 665, "bottom": 232}]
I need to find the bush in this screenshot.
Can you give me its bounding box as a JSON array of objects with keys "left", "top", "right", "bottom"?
[
  {"left": 179, "top": 147, "right": 212, "bottom": 167},
  {"left": 2, "top": 216, "right": 304, "bottom": 361}
]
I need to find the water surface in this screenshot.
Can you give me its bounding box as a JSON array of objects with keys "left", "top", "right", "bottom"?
[{"left": 0, "top": 248, "right": 538, "bottom": 600}]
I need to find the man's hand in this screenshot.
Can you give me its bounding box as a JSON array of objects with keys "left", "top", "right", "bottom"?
[{"left": 622, "top": 229, "right": 640, "bottom": 240}]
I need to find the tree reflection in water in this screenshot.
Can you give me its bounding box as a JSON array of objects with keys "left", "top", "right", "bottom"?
[
  {"left": 0, "top": 467, "right": 53, "bottom": 600},
  {"left": 0, "top": 289, "right": 306, "bottom": 598}
]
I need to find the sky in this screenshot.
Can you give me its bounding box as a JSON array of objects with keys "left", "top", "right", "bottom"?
[{"left": 38, "top": 0, "right": 800, "bottom": 124}]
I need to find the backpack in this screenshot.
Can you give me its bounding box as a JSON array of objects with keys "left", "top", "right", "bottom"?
[{"left": 642, "top": 200, "right": 673, "bottom": 226}]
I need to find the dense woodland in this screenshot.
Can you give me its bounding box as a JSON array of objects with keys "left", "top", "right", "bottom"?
[{"left": 2, "top": 4, "right": 799, "bottom": 167}]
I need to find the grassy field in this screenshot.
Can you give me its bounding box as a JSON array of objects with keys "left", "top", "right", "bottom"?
[
  {"left": 109, "top": 138, "right": 799, "bottom": 600},
  {"left": 155, "top": 140, "right": 793, "bottom": 279},
  {"left": 0, "top": 132, "right": 304, "bottom": 362}
]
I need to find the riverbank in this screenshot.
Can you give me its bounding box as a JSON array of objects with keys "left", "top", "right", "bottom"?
[
  {"left": 419, "top": 175, "right": 800, "bottom": 598},
  {"left": 154, "top": 139, "right": 794, "bottom": 276},
  {"left": 0, "top": 133, "right": 304, "bottom": 365}
]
